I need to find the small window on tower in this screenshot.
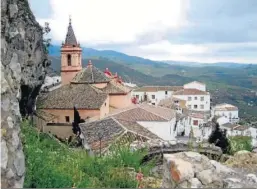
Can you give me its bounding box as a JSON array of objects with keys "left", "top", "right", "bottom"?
[{"left": 67, "top": 54, "right": 71, "bottom": 66}]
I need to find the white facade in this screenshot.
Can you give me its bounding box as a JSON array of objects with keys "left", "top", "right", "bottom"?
[
  {"left": 216, "top": 116, "right": 230, "bottom": 126},
  {"left": 138, "top": 118, "right": 176, "bottom": 140},
  {"left": 184, "top": 81, "right": 206, "bottom": 92},
  {"left": 213, "top": 103, "right": 239, "bottom": 124},
  {"left": 173, "top": 94, "right": 211, "bottom": 111},
  {"left": 42, "top": 76, "right": 61, "bottom": 89},
  {"left": 132, "top": 90, "right": 174, "bottom": 105}
]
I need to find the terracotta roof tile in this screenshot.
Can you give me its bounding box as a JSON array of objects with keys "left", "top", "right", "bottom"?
[
  {"left": 134, "top": 86, "right": 183, "bottom": 92},
  {"left": 101, "top": 80, "right": 131, "bottom": 94},
  {"left": 37, "top": 84, "right": 108, "bottom": 109},
  {"left": 71, "top": 64, "right": 110, "bottom": 84},
  {"left": 140, "top": 104, "right": 176, "bottom": 120},
  {"left": 80, "top": 117, "right": 125, "bottom": 151},
  {"left": 173, "top": 89, "right": 209, "bottom": 95}
]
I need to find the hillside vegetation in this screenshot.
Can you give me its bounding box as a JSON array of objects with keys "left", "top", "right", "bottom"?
[
  {"left": 49, "top": 55, "right": 257, "bottom": 122},
  {"left": 21, "top": 120, "right": 155, "bottom": 188}
]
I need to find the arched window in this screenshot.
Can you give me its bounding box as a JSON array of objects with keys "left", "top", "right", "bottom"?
[{"left": 67, "top": 54, "right": 71, "bottom": 66}]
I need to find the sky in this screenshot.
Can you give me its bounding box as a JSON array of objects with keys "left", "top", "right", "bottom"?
[{"left": 29, "top": 0, "right": 257, "bottom": 64}]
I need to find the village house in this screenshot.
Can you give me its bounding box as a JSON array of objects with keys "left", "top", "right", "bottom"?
[
  {"left": 132, "top": 86, "right": 183, "bottom": 105},
  {"left": 79, "top": 104, "right": 178, "bottom": 154},
  {"left": 35, "top": 18, "right": 133, "bottom": 138},
  {"left": 212, "top": 103, "right": 239, "bottom": 124},
  {"left": 172, "top": 81, "right": 211, "bottom": 112}
]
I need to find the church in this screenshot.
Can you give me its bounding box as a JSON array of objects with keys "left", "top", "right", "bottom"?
[{"left": 36, "top": 18, "right": 133, "bottom": 124}]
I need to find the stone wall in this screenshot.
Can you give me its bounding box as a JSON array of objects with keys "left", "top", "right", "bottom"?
[
  {"left": 1, "top": 0, "right": 49, "bottom": 187},
  {"left": 162, "top": 151, "right": 257, "bottom": 188}
]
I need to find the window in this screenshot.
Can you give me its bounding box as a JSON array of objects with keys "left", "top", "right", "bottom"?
[
  {"left": 193, "top": 120, "right": 198, "bottom": 126},
  {"left": 188, "top": 96, "right": 192, "bottom": 101},
  {"left": 136, "top": 95, "right": 139, "bottom": 99},
  {"left": 194, "top": 96, "right": 197, "bottom": 100},
  {"left": 67, "top": 54, "right": 71, "bottom": 66},
  {"left": 188, "top": 105, "right": 192, "bottom": 109},
  {"left": 105, "top": 102, "right": 107, "bottom": 106},
  {"left": 200, "top": 105, "right": 204, "bottom": 109},
  {"left": 152, "top": 95, "right": 155, "bottom": 99},
  {"left": 165, "top": 91, "right": 168, "bottom": 95},
  {"left": 152, "top": 103, "right": 155, "bottom": 105},
  {"left": 194, "top": 105, "right": 198, "bottom": 109},
  {"left": 65, "top": 116, "right": 70, "bottom": 123},
  {"left": 201, "top": 96, "right": 204, "bottom": 101}
]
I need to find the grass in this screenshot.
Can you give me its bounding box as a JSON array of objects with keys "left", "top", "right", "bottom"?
[
  {"left": 21, "top": 120, "right": 155, "bottom": 188},
  {"left": 228, "top": 135, "right": 253, "bottom": 155}
]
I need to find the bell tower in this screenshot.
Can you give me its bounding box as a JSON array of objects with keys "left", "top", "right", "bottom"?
[{"left": 61, "top": 16, "right": 82, "bottom": 85}]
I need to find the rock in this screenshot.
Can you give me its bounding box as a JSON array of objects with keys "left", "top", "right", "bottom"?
[
  {"left": 162, "top": 151, "right": 257, "bottom": 188},
  {"left": 196, "top": 169, "right": 213, "bottom": 185},
  {"left": 190, "top": 178, "right": 202, "bottom": 188},
  {"left": 1, "top": 140, "right": 8, "bottom": 169},
  {"left": 246, "top": 174, "right": 257, "bottom": 183},
  {"left": 1, "top": 0, "right": 49, "bottom": 187},
  {"left": 210, "top": 160, "right": 234, "bottom": 174}
]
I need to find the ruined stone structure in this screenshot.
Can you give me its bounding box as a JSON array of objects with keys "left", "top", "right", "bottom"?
[
  {"left": 61, "top": 17, "right": 82, "bottom": 85},
  {"left": 1, "top": 0, "right": 49, "bottom": 187},
  {"left": 162, "top": 151, "right": 257, "bottom": 188}
]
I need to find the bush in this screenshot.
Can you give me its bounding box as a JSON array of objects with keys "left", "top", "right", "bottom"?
[
  {"left": 228, "top": 135, "right": 253, "bottom": 155},
  {"left": 21, "top": 120, "right": 154, "bottom": 188}
]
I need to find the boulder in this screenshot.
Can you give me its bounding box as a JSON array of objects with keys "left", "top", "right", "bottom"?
[{"left": 162, "top": 151, "right": 257, "bottom": 188}]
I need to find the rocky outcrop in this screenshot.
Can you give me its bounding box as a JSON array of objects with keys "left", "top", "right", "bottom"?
[
  {"left": 1, "top": 0, "right": 49, "bottom": 187},
  {"left": 162, "top": 151, "right": 257, "bottom": 188}
]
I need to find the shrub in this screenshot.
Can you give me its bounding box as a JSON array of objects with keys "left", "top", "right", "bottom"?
[
  {"left": 228, "top": 135, "right": 253, "bottom": 155},
  {"left": 21, "top": 120, "right": 154, "bottom": 188}
]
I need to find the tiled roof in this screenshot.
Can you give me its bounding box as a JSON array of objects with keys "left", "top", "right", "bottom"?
[
  {"left": 214, "top": 103, "right": 238, "bottom": 111},
  {"left": 37, "top": 84, "right": 108, "bottom": 109},
  {"left": 71, "top": 63, "right": 110, "bottom": 84},
  {"left": 65, "top": 19, "right": 77, "bottom": 46},
  {"left": 173, "top": 89, "right": 209, "bottom": 95},
  {"left": 79, "top": 104, "right": 179, "bottom": 153},
  {"left": 133, "top": 86, "right": 183, "bottom": 92},
  {"left": 101, "top": 80, "right": 131, "bottom": 94},
  {"left": 140, "top": 104, "right": 176, "bottom": 120},
  {"left": 234, "top": 125, "right": 249, "bottom": 131},
  {"left": 189, "top": 113, "right": 205, "bottom": 119},
  {"left": 35, "top": 110, "right": 58, "bottom": 121},
  {"left": 158, "top": 97, "right": 187, "bottom": 109},
  {"left": 80, "top": 117, "right": 125, "bottom": 151}
]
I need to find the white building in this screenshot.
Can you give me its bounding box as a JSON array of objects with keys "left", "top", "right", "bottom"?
[
  {"left": 212, "top": 103, "right": 239, "bottom": 124},
  {"left": 183, "top": 81, "right": 206, "bottom": 92},
  {"left": 173, "top": 88, "right": 211, "bottom": 112},
  {"left": 132, "top": 86, "right": 183, "bottom": 105}
]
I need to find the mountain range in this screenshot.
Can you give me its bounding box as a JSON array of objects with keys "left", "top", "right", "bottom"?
[{"left": 48, "top": 45, "right": 257, "bottom": 121}]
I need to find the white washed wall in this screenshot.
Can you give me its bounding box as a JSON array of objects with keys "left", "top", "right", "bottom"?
[
  {"left": 137, "top": 119, "right": 176, "bottom": 140},
  {"left": 173, "top": 94, "right": 210, "bottom": 111}
]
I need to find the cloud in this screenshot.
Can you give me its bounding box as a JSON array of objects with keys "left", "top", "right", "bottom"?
[
  {"left": 28, "top": 0, "right": 257, "bottom": 64},
  {"left": 31, "top": 0, "right": 189, "bottom": 45}
]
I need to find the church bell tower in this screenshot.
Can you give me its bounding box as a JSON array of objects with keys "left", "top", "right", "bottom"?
[{"left": 61, "top": 16, "right": 82, "bottom": 85}]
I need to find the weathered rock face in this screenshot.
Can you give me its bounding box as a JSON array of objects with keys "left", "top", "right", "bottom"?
[
  {"left": 162, "top": 151, "right": 257, "bottom": 188},
  {"left": 1, "top": 0, "right": 49, "bottom": 187}
]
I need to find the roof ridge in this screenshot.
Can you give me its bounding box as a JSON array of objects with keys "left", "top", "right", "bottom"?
[{"left": 139, "top": 105, "right": 170, "bottom": 121}]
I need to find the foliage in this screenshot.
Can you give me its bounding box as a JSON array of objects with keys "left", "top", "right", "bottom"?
[
  {"left": 208, "top": 123, "right": 231, "bottom": 154},
  {"left": 228, "top": 135, "right": 253, "bottom": 155},
  {"left": 43, "top": 22, "right": 51, "bottom": 53},
  {"left": 21, "top": 120, "right": 154, "bottom": 188}
]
